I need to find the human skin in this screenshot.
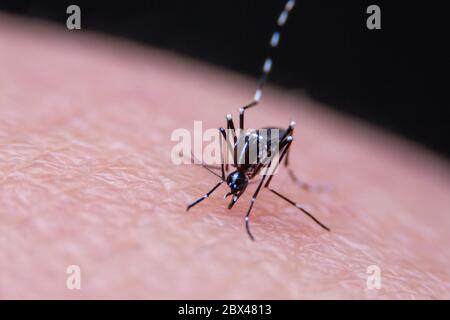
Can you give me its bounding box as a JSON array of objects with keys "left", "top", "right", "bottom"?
[{"left": 0, "top": 15, "right": 449, "bottom": 300}]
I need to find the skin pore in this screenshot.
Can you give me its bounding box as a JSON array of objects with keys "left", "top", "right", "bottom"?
[{"left": 0, "top": 15, "right": 449, "bottom": 299}]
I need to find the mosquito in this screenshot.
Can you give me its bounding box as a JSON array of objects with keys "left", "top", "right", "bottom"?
[{"left": 186, "top": 0, "right": 330, "bottom": 240}]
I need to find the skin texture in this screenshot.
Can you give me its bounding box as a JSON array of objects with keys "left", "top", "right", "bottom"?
[{"left": 0, "top": 15, "right": 449, "bottom": 300}]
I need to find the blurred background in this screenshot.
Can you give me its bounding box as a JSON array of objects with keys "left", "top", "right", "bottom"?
[{"left": 0, "top": 0, "right": 448, "bottom": 157}]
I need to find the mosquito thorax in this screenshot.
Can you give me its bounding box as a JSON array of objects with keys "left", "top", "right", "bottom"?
[{"left": 226, "top": 171, "right": 248, "bottom": 193}]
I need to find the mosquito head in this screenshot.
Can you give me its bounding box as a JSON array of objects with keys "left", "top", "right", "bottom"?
[{"left": 226, "top": 170, "right": 248, "bottom": 194}]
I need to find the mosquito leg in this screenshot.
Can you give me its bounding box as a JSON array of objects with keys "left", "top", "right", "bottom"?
[
  {"left": 220, "top": 127, "right": 233, "bottom": 172},
  {"left": 225, "top": 114, "right": 239, "bottom": 166},
  {"left": 190, "top": 151, "right": 222, "bottom": 179},
  {"left": 237, "top": 46, "right": 271, "bottom": 131},
  {"left": 187, "top": 149, "right": 221, "bottom": 171},
  {"left": 286, "top": 167, "right": 331, "bottom": 192},
  {"left": 264, "top": 131, "right": 293, "bottom": 188},
  {"left": 203, "top": 164, "right": 222, "bottom": 170},
  {"left": 218, "top": 127, "right": 226, "bottom": 180},
  {"left": 266, "top": 187, "right": 330, "bottom": 231},
  {"left": 239, "top": 101, "right": 258, "bottom": 131},
  {"left": 238, "top": 0, "right": 296, "bottom": 126},
  {"left": 283, "top": 133, "right": 292, "bottom": 167},
  {"left": 244, "top": 133, "right": 294, "bottom": 240},
  {"left": 186, "top": 181, "right": 224, "bottom": 211},
  {"left": 226, "top": 114, "right": 237, "bottom": 144},
  {"left": 281, "top": 122, "right": 331, "bottom": 192},
  {"left": 245, "top": 172, "right": 269, "bottom": 241},
  {"left": 263, "top": 136, "right": 330, "bottom": 231},
  {"left": 191, "top": 162, "right": 221, "bottom": 172},
  {"left": 280, "top": 120, "right": 296, "bottom": 142}
]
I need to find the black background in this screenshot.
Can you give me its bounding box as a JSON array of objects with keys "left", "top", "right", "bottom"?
[{"left": 1, "top": 0, "right": 448, "bottom": 157}]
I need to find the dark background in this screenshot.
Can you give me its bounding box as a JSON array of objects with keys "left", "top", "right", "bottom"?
[{"left": 1, "top": 1, "right": 449, "bottom": 157}]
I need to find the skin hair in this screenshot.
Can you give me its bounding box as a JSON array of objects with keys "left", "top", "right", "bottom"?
[{"left": 0, "top": 15, "right": 449, "bottom": 299}]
